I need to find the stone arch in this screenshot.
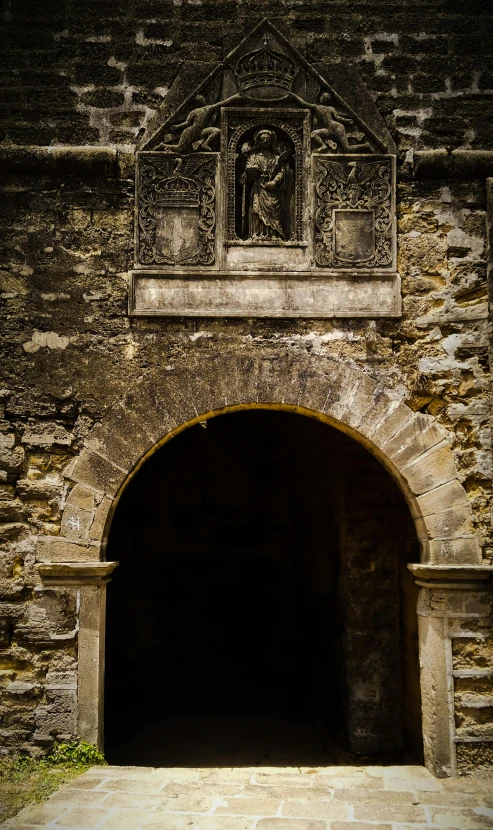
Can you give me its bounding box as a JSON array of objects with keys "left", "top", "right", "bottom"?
[
  {"left": 61, "top": 353, "right": 480, "bottom": 566},
  {"left": 44, "top": 351, "right": 492, "bottom": 776}
]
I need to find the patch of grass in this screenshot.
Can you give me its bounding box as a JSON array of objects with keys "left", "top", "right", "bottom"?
[{"left": 0, "top": 741, "right": 106, "bottom": 823}]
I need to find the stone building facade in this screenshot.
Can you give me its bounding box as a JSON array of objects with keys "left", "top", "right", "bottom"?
[{"left": 0, "top": 0, "right": 492, "bottom": 778}]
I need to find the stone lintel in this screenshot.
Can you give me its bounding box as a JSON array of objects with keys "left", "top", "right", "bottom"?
[
  {"left": 413, "top": 150, "right": 493, "bottom": 180},
  {"left": 38, "top": 561, "right": 118, "bottom": 586},
  {"left": 408, "top": 563, "right": 493, "bottom": 589}
]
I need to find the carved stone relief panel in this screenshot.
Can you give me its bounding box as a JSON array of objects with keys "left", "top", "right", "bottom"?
[
  {"left": 136, "top": 153, "right": 216, "bottom": 267},
  {"left": 220, "top": 107, "right": 311, "bottom": 271},
  {"left": 314, "top": 155, "right": 395, "bottom": 271},
  {"left": 131, "top": 19, "right": 400, "bottom": 317}
]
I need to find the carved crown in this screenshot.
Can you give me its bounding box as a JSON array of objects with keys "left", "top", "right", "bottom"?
[
  {"left": 157, "top": 172, "right": 200, "bottom": 209},
  {"left": 234, "top": 35, "right": 297, "bottom": 100}
]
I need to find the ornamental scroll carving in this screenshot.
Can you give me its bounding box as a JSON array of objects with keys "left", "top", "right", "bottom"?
[
  {"left": 314, "top": 156, "right": 394, "bottom": 269},
  {"left": 137, "top": 153, "right": 216, "bottom": 267}
]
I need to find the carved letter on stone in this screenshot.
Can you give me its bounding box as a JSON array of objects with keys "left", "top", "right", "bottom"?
[
  {"left": 137, "top": 153, "right": 216, "bottom": 266},
  {"left": 314, "top": 156, "right": 395, "bottom": 269}
]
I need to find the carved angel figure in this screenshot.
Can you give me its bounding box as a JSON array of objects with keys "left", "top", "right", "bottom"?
[
  {"left": 241, "top": 129, "right": 290, "bottom": 241},
  {"left": 158, "top": 93, "right": 241, "bottom": 153},
  {"left": 289, "top": 91, "right": 372, "bottom": 154}
]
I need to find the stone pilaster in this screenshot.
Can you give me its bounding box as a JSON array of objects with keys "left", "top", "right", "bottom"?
[
  {"left": 39, "top": 562, "right": 118, "bottom": 750},
  {"left": 409, "top": 564, "right": 493, "bottom": 777}
]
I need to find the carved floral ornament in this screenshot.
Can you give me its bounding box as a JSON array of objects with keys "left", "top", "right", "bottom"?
[{"left": 131, "top": 20, "right": 399, "bottom": 317}]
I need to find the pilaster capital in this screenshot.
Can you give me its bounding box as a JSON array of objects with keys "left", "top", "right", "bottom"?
[
  {"left": 408, "top": 563, "right": 493, "bottom": 590},
  {"left": 38, "top": 561, "right": 118, "bottom": 587}
]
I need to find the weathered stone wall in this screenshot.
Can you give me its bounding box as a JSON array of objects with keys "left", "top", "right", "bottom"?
[
  {"left": 1, "top": 0, "right": 492, "bottom": 151},
  {"left": 0, "top": 0, "right": 492, "bottom": 772}
]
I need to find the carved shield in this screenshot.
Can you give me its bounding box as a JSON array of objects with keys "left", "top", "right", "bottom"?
[
  {"left": 333, "top": 209, "right": 375, "bottom": 263},
  {"left": 154, "top": 205, "right": 200, "bottom": 265}
]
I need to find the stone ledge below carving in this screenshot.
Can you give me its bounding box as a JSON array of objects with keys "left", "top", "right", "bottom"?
[{"left": 130, "top": 273, "right": 401, "bottom": 318}]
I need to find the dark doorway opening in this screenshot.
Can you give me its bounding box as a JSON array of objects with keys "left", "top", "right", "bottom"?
[{"left": 105, "top": 410, "right": 423, "bottom": 767}]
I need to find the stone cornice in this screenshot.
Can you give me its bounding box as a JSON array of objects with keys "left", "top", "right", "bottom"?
[
  {"left": 38, "top": 561, "right": 118, "bottom": 586},
  {"left": 413, "top": 150, "right": 493, "bottom": 180},
  {"left": 0, "top": 146, "right": 120, "bottom": 177},
  {"left": 2, "top": 147, "right": 493, "bottom": 182}
]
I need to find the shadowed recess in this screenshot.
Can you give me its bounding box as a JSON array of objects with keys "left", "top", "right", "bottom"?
[{"left": 105, "top": 410, "right": 423, "bottom": 767}]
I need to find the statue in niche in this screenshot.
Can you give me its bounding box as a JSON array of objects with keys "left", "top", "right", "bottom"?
[
  {"left": 158, "top": 93, "right": 241, "bottom": 153},
  {"left": 240, "top": 129, "right": 292, "bottom": 241},
  {"left": 289, "top": 91, "right": 372, "bottom": 154}
]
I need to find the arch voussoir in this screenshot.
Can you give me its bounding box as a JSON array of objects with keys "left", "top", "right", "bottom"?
[
  {"left": 316, "top": 364, "right": 362, "bottom": 420},
  {"left": 379, "top": 413, "right": 450, "bottom": 471},
  {"left": 298, "top": 366, "right": 346, "bottom": 416},
  {"left": 368, "top": 402, "right": 416, "bottom": 447},
  {"left": 253, "top": 355, "right": 312, "bottom": 405},
  {"left": 71, "top": 448, "right": 127, "bottom": 498},
  {"left": 59, "top": 352, "right": 481, "bottom": 565},
  {"left": 417, "top": 479, "right": 471, "bottom": 516},
  {"left": 84, "top": 408, "right": 156, "bottom": 472},
  {"left": 399, "top": 439, "right": 459, "bottom": 496},
  {"left": 322, "top": 370, "right": 380, "bottom": 430},
  {"left": 198, "top": 355, "right": 260, "bottom": 409},
  {"left": 422, "top": 503, "right": 475, "bottom": 541},
  {"left": 148, "top": 370, "right": 204, "bottom": 429},
  {"left": 342, "top": 389, "right": 401, "bottom": 442},
  {"left": 120, "top": 390, "right": 173, "bottom": 446}
]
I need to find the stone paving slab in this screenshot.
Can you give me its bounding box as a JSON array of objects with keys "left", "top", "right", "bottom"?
[{"left": 2, "top": 765, "right": 493, "bottom": 830}]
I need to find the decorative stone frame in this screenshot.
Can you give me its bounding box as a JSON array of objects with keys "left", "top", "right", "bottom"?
[
  {"left": 130, "top": 18, "right": 402, "bottom": 318},
  {"left": 136, "top": 153, "right": 217, "bottom": 268},
  {"left": 313, "top": 155, "right": 396, "bottom": 271},
  {"left": 39, "top": 354, "right": 491, "bottom": 776}
]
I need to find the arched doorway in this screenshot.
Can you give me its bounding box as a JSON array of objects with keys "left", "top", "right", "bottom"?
[{"left": 104, "top": 409, "right": 423, "bottom": 766}]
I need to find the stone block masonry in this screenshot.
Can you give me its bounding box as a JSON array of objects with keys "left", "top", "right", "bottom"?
[
  {"left": 1, "top": 0, "right": 493, "bottom": 153},
  {"left": 0, "top": 0, "right": 492, "bottom": 777}
]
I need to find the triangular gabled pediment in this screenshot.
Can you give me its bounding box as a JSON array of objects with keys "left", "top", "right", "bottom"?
[{"left": 141, "top": 18, "right": 396, "bottom": 154}]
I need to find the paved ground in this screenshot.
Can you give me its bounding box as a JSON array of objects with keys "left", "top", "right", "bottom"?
[{"left": 3, "top": 764, "right": 493, "bottom": 830}]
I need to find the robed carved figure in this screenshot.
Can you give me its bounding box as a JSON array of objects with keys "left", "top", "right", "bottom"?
[{"left": 241, "top": 129, "right": 290, "bottom": 241}]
